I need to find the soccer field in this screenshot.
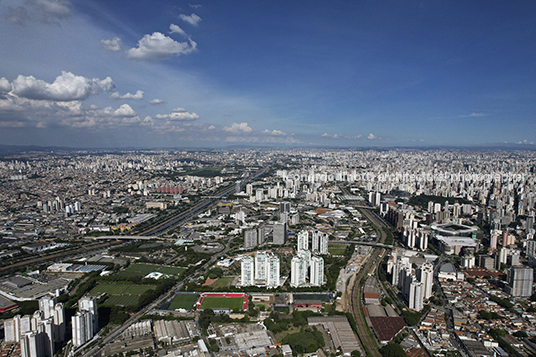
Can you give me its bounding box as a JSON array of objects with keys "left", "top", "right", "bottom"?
[
  {"left": 169, "top": 293, "right": 198, "bottom": 310},
  {"left": 199, "top": 296, "right": 245, "bottom": 311},
  {"left": 89, "top": 283, "right": 156, "bottom": 307},
  {"left": 118, "top": 263, "right": 185, "bottom": 278}
]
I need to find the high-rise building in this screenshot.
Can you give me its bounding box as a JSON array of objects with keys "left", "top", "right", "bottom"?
[
  {"left": 417, "top": 263, "right": 434, "bottom": 300},
  {"left": 266, "top": 254, "right": 280, "bottom": 288},
  {"left": 273, "top": 222, "right": 287, "bottom": 245},
  {"left": 526, "top": 240, "right": 536, "bottom": 258},
  {"left": 280, "top": 202, "right": 290, "bottom": 213},
  {"left": 53, "top": 303, "right": 65, "bottom": 343},
  {"left": 257, "top": 225, "right": 265, "bottom": 245},
  {"left": 254, "top": 252, "right": 267, "bottom": 282},
  {"left": 297, "top": 230, "right": 309, "bottom": 252},
  {"left": 240, "top": 252, "right": 280, "bottom": 287},
  {"left": 290, "top": 256, "right": 308, "bottom": 287},
  {"left": 244, "top": 229, "right": 258, "bottom": 249},
  {"left": 79, "top": 297, "right": 98, "bottom": 334},
  {"left": 72, "top": 311, "right": 94, "bottom": 347},
  {"left": 240, "top": 256, "right": 254, "bottom": 286},
  {"left": 311, "top": 231, "right": 328, "bottom": 254},
  {"left": 310, "top": 256, "right": 324, "bottom": 286},
  {"left": 409, "top": 280, "right": 424, "bottom": 311},
  {"left": 506, "top": 266, "right": 533, "bottom": 297}
]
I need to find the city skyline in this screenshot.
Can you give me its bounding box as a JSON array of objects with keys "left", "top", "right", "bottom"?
[{"left": 1, "top": 0, "right": 535, "bottom": 148}]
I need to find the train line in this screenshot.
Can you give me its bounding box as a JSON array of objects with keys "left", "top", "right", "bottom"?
[{"left": 137, "top": 167, "right": 267, "bottom": 236}]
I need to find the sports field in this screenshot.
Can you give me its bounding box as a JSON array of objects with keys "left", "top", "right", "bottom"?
[
  {"left": 169, "top": 293, "right": 199, "bottom": 310},
  {"left": 328, "top": 244, "right": 347, "bottom": 255},
  {"left": 117, "top": 263, "right": 185, "bottom": 278},
  {"left": 89, "top": 283, "right": 156, "bottom": 307},
  {"left": 197, "top": 293, "right": 248, "bottom": 311}
]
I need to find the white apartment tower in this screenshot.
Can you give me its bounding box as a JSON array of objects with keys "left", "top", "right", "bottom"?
[
  {"left": 409, "top": 280, "right": 424, "bottom": 311},
  {"left": 310, "top": 256, "right": 325, "bottom": 286},
  {"left": 297, "top": 230, "right": 309, "bottom": 252},
  {"left": 311, "top": 231, "right": 328, "bottom": 254},
  {"left": 417, "top": 263, "right": 434, "bottom": 300},
  {"left": 265, "top": 254, "right": 280, "bottom": 288},
  {"left": 291, "top": 256, "right": 308, "bottom": 287},
  {"left": 240, "top": 256, "right": 254, "bottom": 286}
]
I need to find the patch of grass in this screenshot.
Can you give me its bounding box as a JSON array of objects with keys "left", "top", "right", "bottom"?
[
  {"left": 104, "top": 295, "right": 140, "bottom": 307},
  {"left": 118, "top": 263, "right": 184, "bottom": 278},
  {"left": 169, "top": 293, "right": 199, "bottom": 310},
  {"left": 210, "top": 277, "right": 234, "bottom": 288},
  {"left": 328, "top": 244, "right": 347, "bottom": 255},
  {"left": 200, "top": 296, "right": 244, "bottom": 311},
  {"left": 89, "top": 283, "right": 129, "bottom": 295}
]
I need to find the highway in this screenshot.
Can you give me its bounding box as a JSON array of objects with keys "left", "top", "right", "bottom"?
[
  {"left": 137, "top": 167, "right": 267, "bottom": 236},
  {"left": 77, "top": 170, "right": 266, "bottom": 356}
]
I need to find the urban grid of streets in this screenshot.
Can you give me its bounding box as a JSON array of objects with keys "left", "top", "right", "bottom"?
[{"left": 0, "top": 148, "right": 536, "bottom": 357}]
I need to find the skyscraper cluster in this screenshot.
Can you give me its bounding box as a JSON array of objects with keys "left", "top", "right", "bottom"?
[
  {"left": 3, "top": 295, "right": 65, "bottom": 357},
  {"left": 388, "top": 252, "right": 433, "bottom": 311},
  {"left": 290, "top": 230, "right": 326, "bottom": 287},
  {"left": 240, "top": 252, "right": 280, "bottom": 288},
  {"left": 72, "top": 296, "right": 99, "bottom": 348}
]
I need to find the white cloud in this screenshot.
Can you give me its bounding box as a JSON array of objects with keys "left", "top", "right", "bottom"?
[
  {"left": 154, "top": 108, "right": 199, "bottom": 121},
  {"left": 367, "top": 133, "right": 377, "bottom": 140},
  {"left": 126, "top": 32, "right": 197, "bottom": 60},
  {"left": 7, "top": 0, "right": 71, "bottom": 25},
  {"left": 224, "top": 122, "right": 252, "bottom": 134},
  {"left": 463, "top": 112, "right": 487, "bottom": 117},
  {"left": 101, "top": 37, "right": 123, "bottom": 51},
  {"left": 11, "top": 71, "right": 114, "bottom": 101},
  {"left": 208, "top": 125, "right": 216, "bottom": 130},
  {"left": 263, "top": 129, "right": 287, "bottom": 136},
  {"left": 148, "top": 99, "right": 165, "bottom": 105},
  {"left": 141, "top": 116, "right": 154, "bottom": 126},
  {"left": 113, "top": 104, "right": 137, "bottom": 117},
  {"left": 0, "top": 78, "right": 12, "bottom": 93},
  {"left": 169, "top": 24, "right": 188, "bottom": 37},
  {"left": 110, "top": 90, "right": 144, "bottom": 100},
  {"left": 189, "top": 4, "right": 202, "bottom": 9},
  {"left": 179, "top": 13, "right": 202, "bottom": 26}
]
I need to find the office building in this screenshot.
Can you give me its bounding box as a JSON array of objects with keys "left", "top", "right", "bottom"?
[
  {"left": 273, "top": 222, "right": 287, "bottom": 245},
  {"left": 244, "top": 229, "right": 258, "bottom": 249}
]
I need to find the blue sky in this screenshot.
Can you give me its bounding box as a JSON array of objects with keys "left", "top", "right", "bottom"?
[{"left": 0, "top": 0, "right": 535, "bottom": 148}]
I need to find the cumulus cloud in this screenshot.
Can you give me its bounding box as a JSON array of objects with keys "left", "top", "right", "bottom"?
[
  {"left": 126, "top": 32, "right": 197, "bottom": 60},
  {"left": 154, "top": 108, "right": 199, "bottom": 121},
  {"left": 113, "top": 104, "right": 137, "bottom": 117},
  {"left": 263, "top": 129, "right": 287, "bottom": 136},
  {"left": 148, "top": 99, "right": 165, "bottom": 105},
  {"left": 0, "top": 78, "right": 12, "bottom": 94},
  {"left": 6, "top": 0, "right": 71, "bottom": 25},
  {"left": 179, "top": 13, "right": 202, "bottom": 26},
  {"left": 367, "top": 133, "right": 377, "bottom": 140},
  {"left": 101, "top": 37, "right": 123, "bottom": 51},
  {"left": 169, "top": 24, "right": 188, "bottom": 37},
  {"left": 110, "top": 90, "right": 144, "bottom": 100},
  {"left": 11, "top": 71, "right": 114, "bottom": 101},
  {"left": 224, "top": 122, "right": 252, "bottom": 134}
]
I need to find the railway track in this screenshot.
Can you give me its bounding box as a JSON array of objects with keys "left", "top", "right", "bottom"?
[{"left": 348, "top": 207, "right": 390, "bottom": 357}]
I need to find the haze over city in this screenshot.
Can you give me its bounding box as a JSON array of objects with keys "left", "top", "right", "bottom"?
[{"left": 1, "top": 0, "right": 535, "bottom": 149}]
